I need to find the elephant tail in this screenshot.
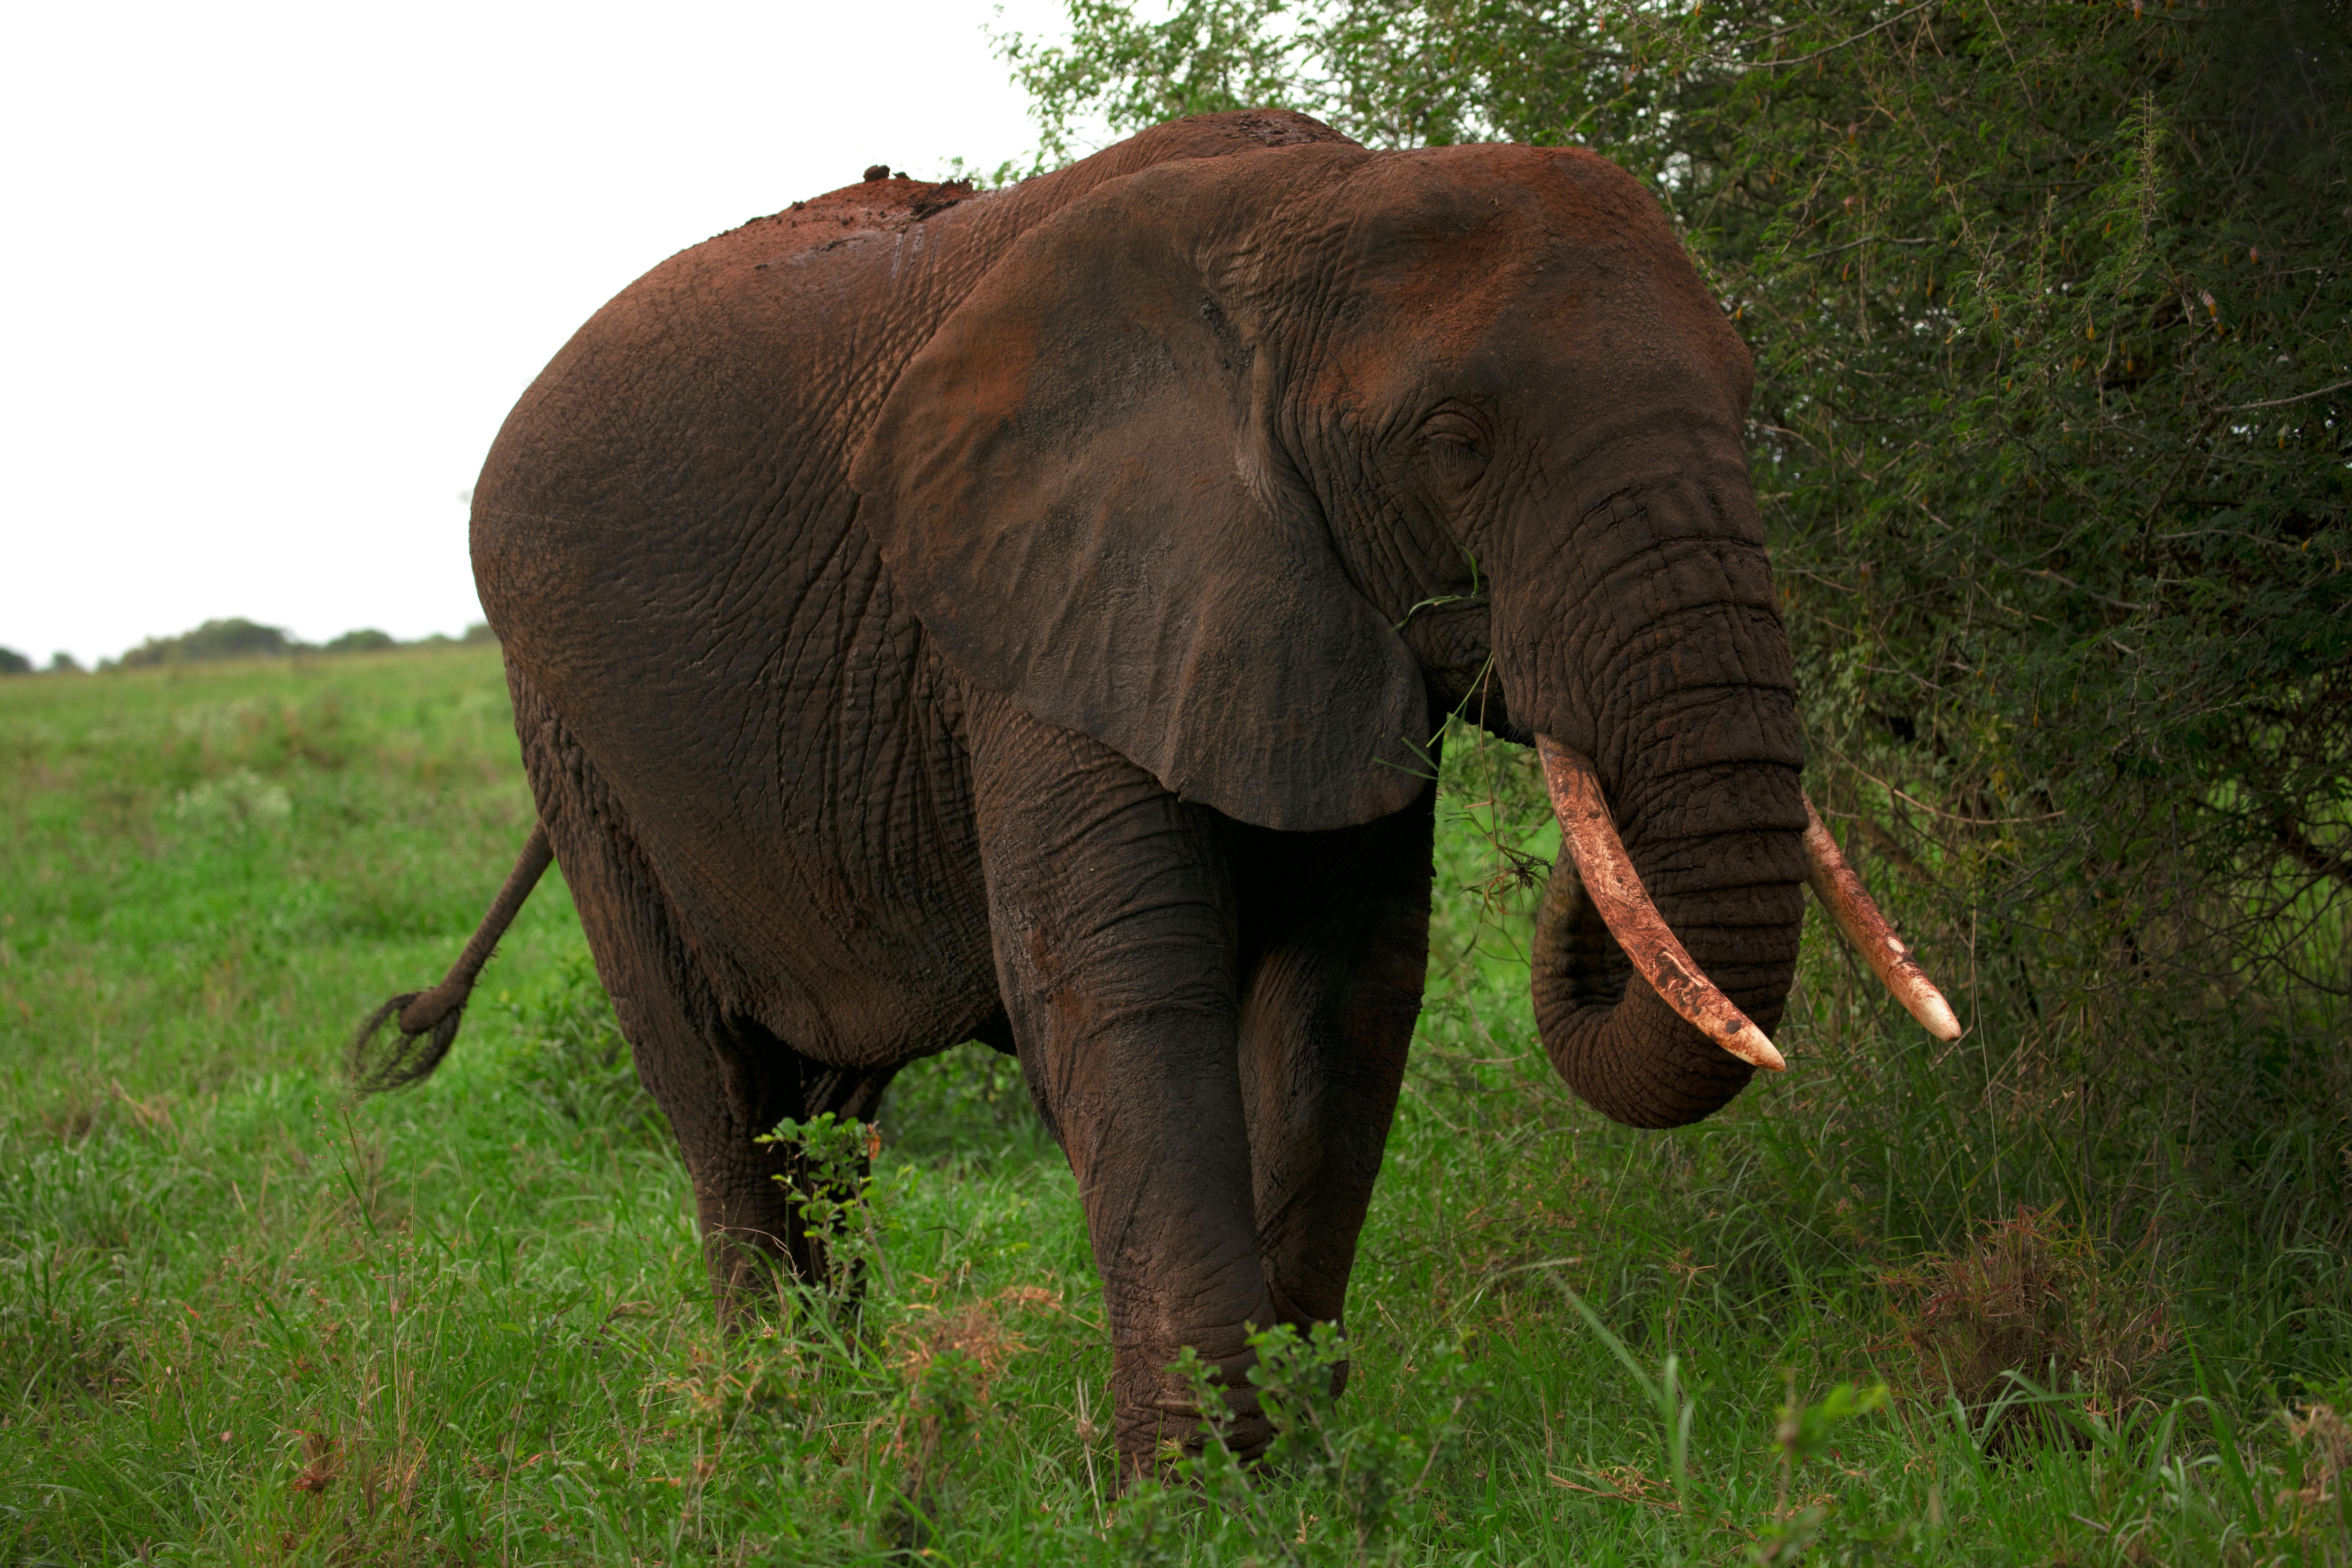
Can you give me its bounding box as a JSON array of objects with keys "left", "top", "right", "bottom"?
[{"left": 349, "top": 822, "right": 555, "bottom": 1093}]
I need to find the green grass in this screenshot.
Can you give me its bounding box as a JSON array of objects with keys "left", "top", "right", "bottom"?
[{"left": 2, "top": 647, "right": 2347, "bottom": 1564}]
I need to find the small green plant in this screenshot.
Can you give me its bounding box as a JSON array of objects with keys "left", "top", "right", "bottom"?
[
  {"left": 878, "top": 1041, "right": 1039, "bottom": 1162},
  {"left": 2281, "top": 1386, "right": 2350, "bottom": 1538},
  {"left": 878, "top": 1286, "right": 1054, "bottom": 1551},
  {"left": 1556, "top": 1282, "right": 1706, "bottom": 1553},
  {"left": 758, "top": 1110, "right": 889, "bottom": 1301}
]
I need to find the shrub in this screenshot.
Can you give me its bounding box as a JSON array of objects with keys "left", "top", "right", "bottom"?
[
  {"left": 115, "top": 617, "right": 294, "bottom": 667},
  {"left": 1003, "top": 0, "right": 2352, "bottom": 1108},
  {"left": 1113, "top": 1322, "right": 1490, "bottom": 1560},
  {"left": 877, "top": 1042, "right": 1036, "bottom": 1161}
]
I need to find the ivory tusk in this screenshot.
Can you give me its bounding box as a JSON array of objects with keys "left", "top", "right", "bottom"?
[
  {"left": 1799, "top": 798, "right": 1964, "bottom": 1041},
  {"left": 1536, "top": 736, "right": 1786, "bottom": 1073}
]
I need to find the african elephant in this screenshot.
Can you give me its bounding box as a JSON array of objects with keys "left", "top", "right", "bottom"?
[{"left": 356, "top": 109, "right": 1954, "bottom": 1474}]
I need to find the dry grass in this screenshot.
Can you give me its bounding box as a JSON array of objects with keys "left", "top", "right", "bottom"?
[{"left": 1883, "top": 1207, "right": 2178, "bottom": 1449}]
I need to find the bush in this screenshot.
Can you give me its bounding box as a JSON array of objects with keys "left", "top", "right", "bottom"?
[
  {"left": 878, "top": 1043, "right": 1037, "bottom": 1162},
  {"left": 1005, "top": 3, "right": 2352, "bottom": 1349},
  {"left": 0, "top": 647, "right": 29, "bottom": 677},
  {"left": 1112, "top": 1322, "right": 1490, "bottom": 1561},
  {"left": 116, "top": 617, "right": 294, "bottom": 667},
  {"left": 320, "top": 628, "right": 397, "bottom": 654}
]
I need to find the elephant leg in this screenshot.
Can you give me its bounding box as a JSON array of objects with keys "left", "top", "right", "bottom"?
[
  {"left": 969, "top": 703, "right": 1275, "bottom": 1477},
  {"left": 1232, "top": 782, "right": 1435, "bottom": 1396},
  {"left": 514, "top": 676, "right": 882, "bottom": 1322}
]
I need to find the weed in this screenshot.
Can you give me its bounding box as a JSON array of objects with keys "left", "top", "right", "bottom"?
[
  {"left": 1752, "top": 1379, "right": 1893, "bottom": 1564},
  {"left": 2283, "top": 1388, "right": 2349, "bottom": 1525},
  {"left": 882, "top": 1285, "right": 1055, "bottom": 1548},
  {"left": 169, "top": 766, "right": 292, "bottom": 830},
  {"left": 1113, "top": 1322, "right": 1490, "bottom": 1562},
  {"left": 879, "top": 1040, "right": 1039, "bottom": 1164}
]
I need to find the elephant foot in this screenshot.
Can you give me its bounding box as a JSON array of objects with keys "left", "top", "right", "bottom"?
[{"left": 1111, "top": 1338, "right": 1272, "bottom": 1482}]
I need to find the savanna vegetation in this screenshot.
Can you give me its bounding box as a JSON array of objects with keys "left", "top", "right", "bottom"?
[
  {"left": 0, "top": 618, "right": 498, "bottom": 675},
  {"left": 2, "top": 648, "right": 2345, "bottom": 1561},
  {"left": 4, "top": 2, "right": 2348, "bottom": 1560},
  {"left": 94, "top": 619, "right": 503, "bottom": 670}
]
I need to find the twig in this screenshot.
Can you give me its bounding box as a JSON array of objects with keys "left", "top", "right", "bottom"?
[
  {"left": 2230, "top": 377, "right": 2352, "bottom": 413},
  {"left": 1799, "top": 234, "right": 1937, "bottom": 261},
  {"left": 1820, "top": 742, "right": 2067, "bottom": 826},
  {"left": 2024, "top": 567, "right": 2150, "bottom": 613},
  {"left": 1724, "top": 0, "right": 1942, "bottom": 72}
]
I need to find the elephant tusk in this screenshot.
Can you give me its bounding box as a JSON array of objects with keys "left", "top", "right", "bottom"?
[
  {"left": 1799, "top": 798, "right": 1964, "bottom": 1042},
  {"left": 1535, "top": 736, "right": 1786, "bottom": 1073}
]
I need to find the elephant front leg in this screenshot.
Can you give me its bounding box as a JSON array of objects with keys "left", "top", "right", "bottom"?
[
  {"left": 1233, "top": 783, "right": 1434, "bottom": 1392},
  {"left": 971, "top": 708, "right": 1278, "bottom": 1478}
]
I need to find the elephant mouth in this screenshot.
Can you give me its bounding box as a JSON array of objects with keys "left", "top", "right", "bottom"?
[{"left": 1534, "top": 735, "right": 1962, "bottom": 1070}]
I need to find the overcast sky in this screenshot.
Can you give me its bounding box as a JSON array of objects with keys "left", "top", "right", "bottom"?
[{"left": 4, "top": 0, "right": 1076, "bottom": 667}]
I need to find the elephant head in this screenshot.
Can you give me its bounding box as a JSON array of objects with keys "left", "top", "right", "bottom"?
[{"left": 855, "top": 133, "right": 1955, "bottom": 1129}]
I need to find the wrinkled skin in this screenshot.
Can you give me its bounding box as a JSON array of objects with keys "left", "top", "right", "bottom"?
[{"left": 469, "top": 110, "right": 1805, "bottom": 1474}]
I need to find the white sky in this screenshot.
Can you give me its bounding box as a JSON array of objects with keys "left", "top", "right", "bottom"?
[{"left": 3, "top": 0, "right": 1077, "bottom": 667}]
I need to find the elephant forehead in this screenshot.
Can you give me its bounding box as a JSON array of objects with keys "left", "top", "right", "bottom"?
[
  {"left": 1330, "top": 144, "right": 1690, "bottom": 282},
  {"left": 1315, "top": 269, "right": 1745, "bottom": 441},
  {"left": 1307, "top": 147, "right": 1748, "bottom": 410}
]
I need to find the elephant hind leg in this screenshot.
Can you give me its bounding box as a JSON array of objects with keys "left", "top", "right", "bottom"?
[{"left": 512, "top": 673, "right": 892, "bottom": 1321}]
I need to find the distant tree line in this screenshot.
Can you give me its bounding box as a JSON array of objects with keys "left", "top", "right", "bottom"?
[
  {"left": 0, "top": 618, "right": 496, "bottom": 676},
  {"left": 997, "top": 0, "right": 2351, "bottom": 1018}
]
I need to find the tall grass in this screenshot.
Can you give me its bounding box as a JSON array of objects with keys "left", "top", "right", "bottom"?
[{"left": 1, "top": 648, "right": 2345, "bottom": 1562}]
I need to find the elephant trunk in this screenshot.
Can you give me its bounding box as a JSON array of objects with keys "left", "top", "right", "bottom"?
[
  {"left": 1528, "top": 735, "right": 1805, "bottom": 1128},
  {"left": 1507, "top": 488, "right": 1811, "bottom": 1129}
]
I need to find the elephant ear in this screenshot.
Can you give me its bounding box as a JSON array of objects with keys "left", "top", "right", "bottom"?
[{"left": 852, "top": 157, "right": 1429, "bottom": 832}]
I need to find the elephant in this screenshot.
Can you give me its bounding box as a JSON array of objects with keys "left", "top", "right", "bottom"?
[{"left": 355, "top": 108, "right": 1955, "bottom": 1475}]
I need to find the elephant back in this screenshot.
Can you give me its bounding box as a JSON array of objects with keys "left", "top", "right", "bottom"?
[{"left": 462, "top": 111, "right": 1360, "bottom": 1062}]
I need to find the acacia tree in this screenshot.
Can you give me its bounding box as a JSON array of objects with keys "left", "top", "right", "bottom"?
[{"left": 996, "top": 1, "right": 2351, "bottom": 1022}]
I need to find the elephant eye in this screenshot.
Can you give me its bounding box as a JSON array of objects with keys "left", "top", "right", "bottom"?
[{"left": 1421, "top": 413, "right": 1489, "bottom": 489}]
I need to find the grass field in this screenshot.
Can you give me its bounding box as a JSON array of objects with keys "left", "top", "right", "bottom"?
[{"left": 2, "top": 644, "right": 2346, "bottom": 1564}]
